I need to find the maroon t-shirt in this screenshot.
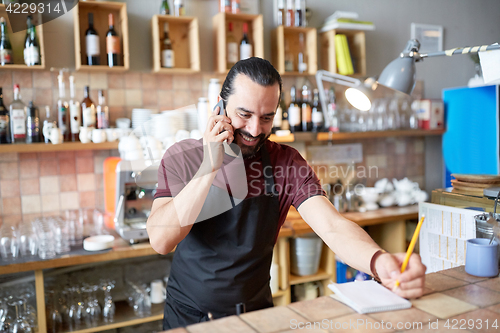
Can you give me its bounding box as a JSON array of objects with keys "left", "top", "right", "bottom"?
[{"left": 155, "top": 139, "right": 326, "bottom": 238}]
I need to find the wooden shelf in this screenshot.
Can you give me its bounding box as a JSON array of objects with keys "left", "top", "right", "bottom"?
[
  {"left": 62, "top": 302, "right": 163, "bottom": 333},
  {"left": 290, "top": 268, "right": 331, "bottom": 285},
  {"left": 0, "top": 4, "right": 46, "bottom": 70},
  {"left": 320, "top": 29, "right": 366, "bottom": 76},
  {"left": 271, "top": 26, "right": 317, "bottom": 75},
  {"left": 0, "top": 141, "right": 119, "bottom": 153},
  {"left": 212, "top": 12, "right": 263, "bottom": 73},
  {"left": 272, "top": 289, "right": 287, "bottom": 298},
  {"left": 316, "top": 129, "right": 445, "bottom": 140},
  {"left": 152, "top": 15, "right": 200, "bottom": 73},
  {"left": 74, "top": 1, "right": 130, "bottom": 71}
]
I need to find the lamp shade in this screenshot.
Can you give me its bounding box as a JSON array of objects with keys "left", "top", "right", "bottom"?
[{"left": 377, "top": 56, "right": 416, "bottom": 95}]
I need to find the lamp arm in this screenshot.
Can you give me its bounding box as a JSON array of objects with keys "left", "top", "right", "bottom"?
[{"left": 401, "top": 43, "right": 500, "bottom": 59}]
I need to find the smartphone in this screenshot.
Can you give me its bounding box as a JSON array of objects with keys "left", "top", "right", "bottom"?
[{"left": 214, "top": 99, "right": 226, "bottom": 116}]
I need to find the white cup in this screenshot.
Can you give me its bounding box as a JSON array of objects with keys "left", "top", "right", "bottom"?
[
  {"left": 105, "top": 128, "right": 118, "bottom": 142},
  {"left": 150, "top": 279, "right": 166, "bottom": 304},
  {"left": 79, "top": 127, "right": 92, "bottom": 143},
  {"left": 43, "top": 127, "right": 63, "bottom": 144},
  {"left": 116, "top": 118, "right": 131, "bottom": 129},
  {"left": 92, "top": 129, "right": 107, "bottom": 143}
]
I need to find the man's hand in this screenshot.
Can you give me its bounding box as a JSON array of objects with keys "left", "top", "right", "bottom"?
[
  {"left": 374, "top": 252, "right": 426, "bottom": 299},
  {"left": 202, "top": 105, "right": 234, "bottom": 172}
]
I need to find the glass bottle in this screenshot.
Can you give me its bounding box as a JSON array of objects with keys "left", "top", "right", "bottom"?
[
  {"left": 301, "top": 0, "right": 307, "bottom": 27},
  {"left": 96, "top": 90, "right": 109, "bottom": 129},
  {"left": 284, "top": 38, "right": 294, "bottom": 72},
  {"left": 69, "top": 75, "right": 81, "bottom": 141},
  {"left": 226, "top": 22, "right": 238, "bottom": 69},
  {"left": 294, "top": 0, "right": 302, "bottom": 27},
  {"left": 10, "top": 84, "right": 26, "bottom": 143},
  {"left": 81, "top": 86, "right": 96, "bottom": 128},
  {"left": 106, "top": 13, "right": 120, "bottom": 67},
  {"left": 42, "top": 106, "right": 57, "bottom": 144},
  {"left": 327, "top": 87, "right": 339, "bottom": 132},
  {"left": 285, "top": 0, "right": 294, "bottom": 27},
  {"left": 239, "top": 22, "right": 252, "bottom": 60},
  {"left": 277, "top": 0, "right": 285, "bottom": 26},
  {"left": 161, "top": 22, "right": 174, "bottom": 68},
  {"left": 280, "top": 92, "right": 289, "bottom": 131},
  {"left": 220, "top": 0, "right": 231, "bottom": 12},
  {"left": 0, "top": 17, "right": 13, "bottom": 65},
  {"left": 26, "top": 101, "right": 40, "bottom": 143},
  {"left": 312, "top": 89, "right": 324, "bottom": 132},
  {"left": 173, "top": 0, "right": 185, "bottom": 16},
  {"left": 57, "top": 71, "right": 70, "bottom": 141},
  {"left": 24, "top": 15, "right": 40, "bottom": 66},
  {"left": 160, "top": 0, "right": 170, "bottom": 15},
  {"left": 301, "top": 84, "right": 312, "bottom": 132},
  {"left": 0, "top": 87, "right": 11, "bottom": 143},
  {"left": 272, "top": 92, "right": 283, "bottom": 133},
  {"left": 297, "top": 33, "right": 307, "bottom": 73},
  {"left": 288, "top": 86, "right": 301, "bottom": 132},
  {"left": 86, "top": 13, "right": 100, "bottom": 65},
  {"left": 231, "top": 0, "right": 240, "bottom": 13}
]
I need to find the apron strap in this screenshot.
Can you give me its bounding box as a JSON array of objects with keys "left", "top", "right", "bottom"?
[{"left": 260, "top": 144, "right": 278, "bottom": 197}]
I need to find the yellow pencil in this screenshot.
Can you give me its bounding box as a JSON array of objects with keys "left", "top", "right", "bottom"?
[{"left": 395, "top": 214, "right": 425, "bottom": 288}]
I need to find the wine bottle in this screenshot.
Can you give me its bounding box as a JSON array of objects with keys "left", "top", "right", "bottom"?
[
  {"left": 288, "top": 86, "right": 301, "bottom": 133},
  {"left": 298, "top": 33, "right": 307, "bottom": 73},
  {"left": 0, "top": 17, "right": 13, "bottom": 65},
  {"left": 301, "top": 85, "right": 312, "bottom": 132},
  {"left": 26, "top": 101, "right": 41, "bottom": 144},
  {"left": 10, "top": 84, "right": 26, "bottom": 143},
  {"left": 106, "top": 13, "right": 120, "bottom": 67},
  {"left": 160, "top": 0, "right": 170, "bottom": 15},
  {"left": 161, "top": 22, "right": 175, "bottom": 68},
  {"left": 96, "top": 90, "right": 109, "bottom": 129},
  {"left": 280, "top": 93, "right": 289, "bottom": 131},
  {"left": 286, "top": 0, "right": 294, "bottom": 27},
  {"left": 277, "top": 0, "right": 285, "bottom": 26},
  {"left": 173, "top": 0, "right": 185, "bottom": 16},
  {"left": 57, "top": 72, "right": 70, "bottom": 141},
  {"left": 86, "top": 13, "right": 100, "bottom": 66},
  {"left": 0, "top": 87, "right": 11, "bottom": 143},
  {"left": 312, "top": 89, "right": 324, "bottom": 132},
  {"left": 226, "top": 22, "right": 238, "bottom": 69},
  {"left": 81, "top": 86, "right": 96, "bottom": 128},
  {"left": 239, "top": 23, "right": 252, "bottom": 60},
  {"left": 69, "top": 75, "right": 81, "bottom": 142},
  {"left": 294, "top": 0, "right": 302, "bottom": 27},
  {"left": 24, "top": 16, "right": 40, "bottom": 66},
  {"left": 272, "top": 92, "right": 283, "bottom": 133}
]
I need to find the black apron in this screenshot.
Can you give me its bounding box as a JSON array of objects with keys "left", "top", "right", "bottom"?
[{"left": 163, "top": 144, "right": 280, "bottom": 330}]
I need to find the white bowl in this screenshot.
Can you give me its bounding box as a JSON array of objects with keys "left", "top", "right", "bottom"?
[{"left": 83, "top": 235, "right": 115, "bottom": 251}]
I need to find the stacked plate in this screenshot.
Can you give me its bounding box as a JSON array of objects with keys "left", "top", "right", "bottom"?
[
  {"left": 132, "top": 109, "right": 155, "bottom": 132},
  {"left": 155, "top": 110, "right": 187, "bottom": 141},
  {"left": 451, "top": 174, "right": 500, "bottom": 197}
]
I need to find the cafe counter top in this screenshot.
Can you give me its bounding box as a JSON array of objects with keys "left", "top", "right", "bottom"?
[{"left": 163, "top": 265, "right": 500, "bottom": 333}]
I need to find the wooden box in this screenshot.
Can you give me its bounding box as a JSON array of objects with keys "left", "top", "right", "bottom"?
[
  {"left": 320, "top": 29, "right": 366, "bottom": 77},
  {"left": 212, "top": 12, "right": 263, "bottom": 74},
  {"left": 0, "top": 4, "right": 45, "bottom": 70},
  {"left": 151, "top": 15, "right": 200, "bottom": 74},
  {"left": 74, "top": 1, "right": 129, "bottom": 72},
  {"left": 271, "top": 26, "right": 317, "bottom": 76}
]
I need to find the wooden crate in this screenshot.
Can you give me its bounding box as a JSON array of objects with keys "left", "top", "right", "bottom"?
[
  {"left": 0, "top": 4, "right": 45, "bottom": 70},
  {"left": 212, "top": 12, "right": 263, "bottom": 74},
  {"left": 74, "top": 1, "right": 129, "bottom": 72},
  {"left": 151, "top": 15, "right": 200, "bottom": 74},
  {"left": 320, "top": 29, "right": 366, "bottom": 77},
  {"left": 271, "top": 26, "right": 317, "bottom": 76}
]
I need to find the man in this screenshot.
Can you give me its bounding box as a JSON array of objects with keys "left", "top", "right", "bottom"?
[{"left": 147, "top": 58, "right": 426, "bottom": 330}]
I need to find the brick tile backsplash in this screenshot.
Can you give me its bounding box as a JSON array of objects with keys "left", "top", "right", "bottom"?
[{"left": 0, "top": 179, "right": 20, "bottom": 197}]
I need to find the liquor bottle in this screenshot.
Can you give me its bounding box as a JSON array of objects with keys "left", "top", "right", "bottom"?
[
  {"left": 288, "top": 86, "right": 301, "bottom": 132},
  {"left": 284, "top": 39, "right": 294, "bottom": 72},
  {"left": 272, "top": 93, "right": 283, "bottom": 133},
  {"left": 26, "top": 101, "right": 41, "bottom": 143},
  {"left": 96, "top": 90, "right": 109, "bottom": 129},
  {"left": 301, "top": 0, "right": 307, "bottom": 27},
  {"left": 10, "top": 84, "right": 26, "bottom": 143},
  {"left": 161, "top": 22, "right": 174, "bottom": 68},
  {"left": 298, "top": 33, "right": 307, "bottom": 73},
  {"left": 239, "top": 23, "right": 252, "bottom": 60},
  {"left": 226, "top": 22, "right": 238, "bottom": 69},
  {"left": 42, "top": 106, "right": 57, "bottom": 144},
  {"left": 24, "top": 16, "right": 40, "bottom": 66},
  {"left": 106, "top": 14, "right": 120, "bottom": 67},
  {"left": 301, "top": 85, "right": 312, "bottom": 132},
  {"left": 81, "top": 86, "right": 96, "bottom": 128},
  {"left": 0, "top": 17, "right": 13, "bottom": 65},
  {"left": 294, "top": 0, "right": 302, "bottom": 27},
  {"left": 69, "top": 75, "right": 81, "bottom": 142},
  {"left": 312, "top": 89, "right": 324, "bottom": 132},
  {"left": 277, "top": 0, "right": 285, "bottom": 26},
  {"left": 160, "top": 0, "right": 170, "bottom": 15},
  {"left": 286, "top": 0, "right": 294, "bottom": 27},
  {"left": 231, "top": 0, "right": 240, "bottom": 13},
  {"left": 280, "top": 93, "right": 289, "bottom": 131},
  {"left": 57, "top": 72, "right": 70, "bottom": 141},
  {"left": 220, "top": 0, "right": 231, "bottom": 12},
  {"left": 86, "top": 13, "right": 100, "bottom": 66},
  {"left": 0, "top": 87, "right": 11, "bottom": 143},
  {"left": 173, "top": 0, "right": 185, "bottom": 16},
  {"left": 327, "top": 86, "right": 339, "bottom": 132}
]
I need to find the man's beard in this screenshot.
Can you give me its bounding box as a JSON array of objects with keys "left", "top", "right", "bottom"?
[{"left": 234, "top": 129, "right": 270, "bottom": 159}]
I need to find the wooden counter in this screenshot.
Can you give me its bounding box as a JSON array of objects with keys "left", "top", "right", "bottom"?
[{"left": 163, "top": 265, "right": 500, "bottom": 333}]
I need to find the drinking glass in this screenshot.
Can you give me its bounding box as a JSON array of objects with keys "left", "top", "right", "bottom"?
[
  {"left": 31, "top": 218, "right": 56, "bottom": 260},
  {"left": 0, "top": 225, "right": 19, "bottom": 261},
  {"left": 53, "top": 218, "right": 70, "bottom": 254},
  {"left": 387, "top": 98, "right": 401, "bottom": 130},
  {"left": 0, "top": 298, "right": 8, "bottom": 333},
  {"left": 375, "top": 98, "right": 388, "bottom": 131},
  {"left": 64, "top": 210, "right": 83, "bottom": 246},
  {"left": 46, "top": 290, "right": 62, "bottom": 333},
  {"left": 101, "top": 280, "right": 115, "bottom": 323},
  {"left": 18, "top": 223, "right": 37, "bottom": 258},
  {"left": 8, "top": 299, "right": 32, "bottom": 333}
]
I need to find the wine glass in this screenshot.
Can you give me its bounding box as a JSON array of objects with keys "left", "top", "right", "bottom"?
[
  {"left": 46, "top": 290, "right": 62, "bottom": 333},
  {"left": 8, "top": 298, "right": 32, "bottom": 333},
  {"left": 101, "top": 280, "right": 115, "bottom": 323},
  {"left": 0, "top": 224, "right": 19, "bottom": 261}
]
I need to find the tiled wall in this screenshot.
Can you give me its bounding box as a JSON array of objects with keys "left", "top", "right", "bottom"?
[{"left": 0, "top": 70, "right": 426, "bottom": 226}]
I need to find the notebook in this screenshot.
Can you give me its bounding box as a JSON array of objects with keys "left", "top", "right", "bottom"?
[{"left": 328, "top": 280, "right": 412, "bottom": 314}]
